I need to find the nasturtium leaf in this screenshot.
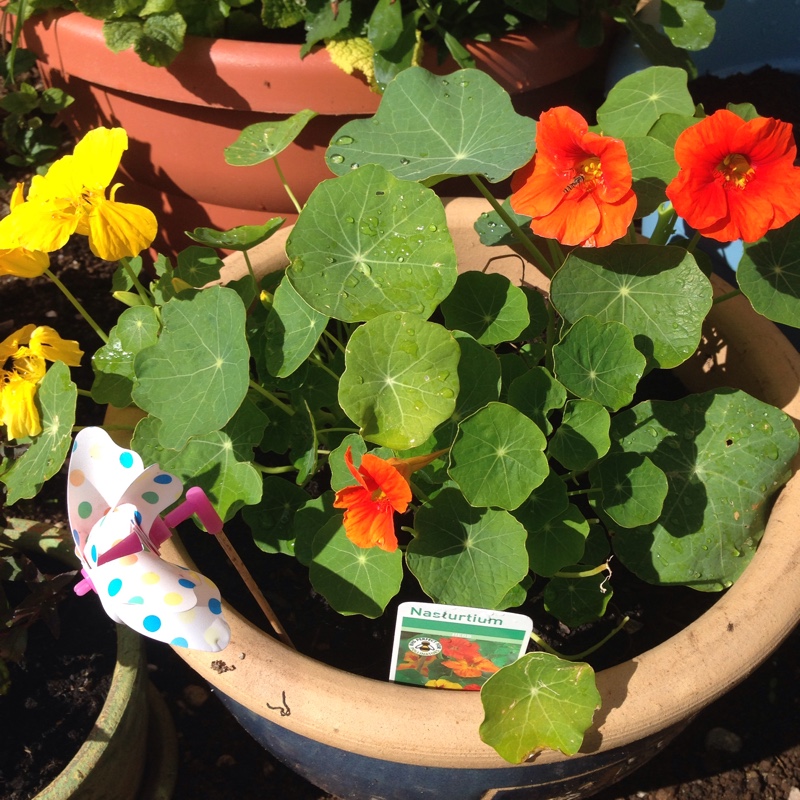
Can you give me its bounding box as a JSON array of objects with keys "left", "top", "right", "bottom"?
[
  {"left": 448, "top": 403, "right": 548, "bottom": 510},
  {"left": 626, "top": 135, "right": 680, "bottom": 219},
  {"left": 289, "top": 398, "right": 318, "bottom": 485},
  {"left": 325, "top": 67, "right": 536, "bottom": 182},
  {"left": 172, "top": 246, "right": 224, "bottom": 286},
  {"left": 186, "top": 217, "right": 285, "bottom": 252},
  {"left": 525, "top": 502, "right": 590, "bottom": 577},
  {"left": 339, "top": 312, "right": 460, "bottom": 450},
  {"left": 473, "top": 199, "right": 533, "bottom": 247},
  {"left": 550, "top": 244, "right": 712, "bottom": 369},
  {"left": 264, "top": 274, "right": 329, "bottom": 378},
  {"left": 223, "top": 397, "right": 269, "bottom": 461},
  {"left": 548, "top": 400, "right": 611, "bottom": 472},
  {"left": 451, "top": 332, "right": 502, "bottom": 422},
  {"left": 440, "top": 271, "right": 530, "bottom": 345},
  {"left": 610, "top": 389, "right": 799, "bottom": 590},
  {"left": 408, "top": 488, "right": 529, "bottom": 608},
  {"left": 1, "top": 363, "right": 76, "bottom": 504},
  {"left": 737, "top": 218, "right": 800, "bottom": 327},
  {"left": 131, "top": 417, "right": 262, "bottom": 522},
  {"left": 596, "top": 65, "right": 696, "bottom": 138},
  {"left": 91, "top": 305, "right": 161, "bottom": 407},
  {"left": 309, "top": 517, "right": 403, "bottom": 617},
  {"left": 132, "top": 286, "right": 251, "bottom": 450},
  {"left": 479, "top": 653, "right": 600, "bottom": 762},
  {"left": 293, "top": 491, "right": 337, "bottom": 567},
  {"left": 518, "top": 287, "right": 549, "bottom": 340},
  {"left": 543, "top": 572, "right": 613, "bottom": 628},
  {"left": 496, "top": 577, "right": 532, "bottom": 611},
  {"left": 581, "top": 524, "right": 611, "bottom": 566},
  {"left": 661, "top": 0, "right": 718, "bottom": 50},
  {"left": 553, "top": 316, "right": 646, "bottom": 411},
  {"left": 224, "top": 111, "right": 318, "bottom": 165},
  {"left": 507, "top": 367, "right": 567, "bottom": 434},
  {"left": 242, "top": 476, "right": 311, "bottom": 556},
  {"left": 286, "top": 164, "right": 457, "bottom": 322},
  {"left": 647, "top": 112, "right": 701, "bottom": 151},
  {"left": 590, "top": 452, "right": 668, "bottom": 528},
  {"left": 511, "top": 470, "right": 570, "bottom": 531}
]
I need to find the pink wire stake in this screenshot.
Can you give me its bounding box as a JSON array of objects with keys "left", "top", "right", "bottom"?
[{"left": 164, "top": 487, "right": 295, "bottom": 649}]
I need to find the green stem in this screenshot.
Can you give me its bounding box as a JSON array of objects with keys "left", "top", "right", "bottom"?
[
  {"left": 252, "top": 463, "right": 296, "bottom": 475},
  {"left": 119, "top": 257, "right": 152, "bottom": 307},
  {"left": 242, "top": 249, "right": 258, "bottom": 287},
  {"left": 44, "top": 269, "right": 109, "bottom": 344},
  {"left": 648, "top": 203, "right": 678, "bottom": 246},
  {"left": 686, "top": 230, "right": 702, "bottom": 253},
  {"left": 409, "top": 480, "right": 432, "bottom": 505},
  {"left": 274, "top": 156, "right": 303, "bottom": 216},
  {"left": 248, "top": 380, "right": 295, "bottom": 415},
  {"left": 530, "top": 615, "right": 631, "bottom": 662},
  {"left": 76, "top": 388, "right": 93, "bottom": 398},
  {"left": 467, "top": 174, "right": 553, "bottom": 278},
  {"left": 309, "top": 354, "right": 340, "bottom": 381},
  {"left": 322, "top": 329, "right": 347, "bottom": 355},
  {"left": 554, "top": 562, "right": 609, "bottom": 579},
  {"left": 566, "top": 487, "right": 601, "bottom": 498},
  {"left": 713, "top": 288, "right": 743, "bottom": 305}
]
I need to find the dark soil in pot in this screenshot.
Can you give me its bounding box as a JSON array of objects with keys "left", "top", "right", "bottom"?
[{"left": 2, "top": 65, "right": 800, "bottom": 799}]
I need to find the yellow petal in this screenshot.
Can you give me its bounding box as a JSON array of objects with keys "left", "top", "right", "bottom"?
[
  {"left": 0, "top": 198, "right": 78, "bottom": 253},
  {"left": 0, "top": 374, "right": 42, "bottom": 440},
  {"left": 10, "top": 182, "right": 26, "bottom": 208},
  {"left": 0, "top": 324, "right": 36, "bottom": 360},
  {"left": 0, "top": 246, "right": 49, "bottom": 278},
  {"left": 88, "top": 199, "right": 157, "bottom": 260},
  {"left": 29, "top": 326, "right": 83, "bottom": 366},
  {"left": 72, "top": 127, "right": 128, "bottom": 192}
]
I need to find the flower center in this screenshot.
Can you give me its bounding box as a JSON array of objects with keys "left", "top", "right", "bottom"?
[
  {"left": 564, "top": 158, "right": 602, "bottom": 194},
  {"left": 718, "top": 152, "right": 754, "bottom": 189}
]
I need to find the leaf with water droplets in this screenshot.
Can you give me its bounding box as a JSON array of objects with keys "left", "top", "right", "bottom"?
[
  {"left": 325, "top": 67, "right": 535, "bottom": 182},
  {"left": 339, "top": 312, "right": 460, "bottom": 450},
  {"left": 287, "top": 163, "right": 457, "bottom": 322},
  {"left": 608, "top": 388, "right": 799, "bottom": 590},
  {"left": 224, "top": 110, "right": 318, "bottom": 165}
]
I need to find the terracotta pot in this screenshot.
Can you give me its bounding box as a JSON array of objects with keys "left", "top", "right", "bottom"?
[
  {"left": 18, "top": 11, "right": 610, "bottom": 255},
  {"left": 2, "top": 520, "right": 177, "bottom": 800},
  {"left": 153, "top": 197, "right": 800, "bottom": 799}
]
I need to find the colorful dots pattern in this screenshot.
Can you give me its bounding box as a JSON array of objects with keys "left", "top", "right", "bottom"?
[
  {"left": 143, "top": 615, "right": 162, "bottom": 632},
  {"left": 163, "top": 592, "right": 184, "bottom": 606},
  {"left": 120, "top": 451, "right": 134, "bottom": 468},
  {"left": 129, "top": 596, "right": 144, "bottom": 604},
  {"left": 154, "top": 474, "right": 173, "bottom": 485},
  {"left": 178, "top": 578, "right": 196, "bottom": 589},
  {"left": 141, "top": 572, "right": 160, "bottom": 585},
  {"left": 78, "top": 501, "right": 93, "bottom": 520},
  {"left": 209, "top": 598, "right": 222, "bottom": 615},
  {"left": 142, "top": 491, "right": 160, "bottom": 505},
  {"left": 108, "top": 578, "right": 122, "bottom": 597},
  {"left": 171, "top": 638, "right": 189, "bottom": 648}
]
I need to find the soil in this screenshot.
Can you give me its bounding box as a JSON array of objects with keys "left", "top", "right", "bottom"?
[{"left": 1, "top": 66, "right": 800, "bottom": 800}]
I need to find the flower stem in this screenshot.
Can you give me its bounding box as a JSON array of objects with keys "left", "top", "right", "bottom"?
[
  {"left": 648, "top": 203, "right": 678, "bottom": 246},
  {"left": 467, "top": 174, "right": 553, "bottom": 278},
  {"left": 248, "top": 379, "right": 295, "bottom": 415},
  {"left": 274, "top": 156, "right": 303, "bottom": 216},
  {"left": 242, "top": 249, "right": 258, "bottom": 287},
  {"left": 554, "top": 563, "right": 609, "bottom": 579},
  {"left": 252, "top": 463, "right": 297, "bottom": 474},
  {"left": 119, "top": 257, "right": 153, "bottom": 307},
  {"left": 713, "top": 288, "right": 742, "bottom": 305},
  {"left": 44, "top": 269, "right": 109, "bottom": 344},
  {"left": 530, "top": 615, "right": 631, "bottom": 662}
]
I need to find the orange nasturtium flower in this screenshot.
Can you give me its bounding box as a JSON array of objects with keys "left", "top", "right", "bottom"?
[
  {"left": 510, "top": 106, "right": 637, "bottom": 248},
  {"left": 333, "top": 446, "right": 444, "bottom": 552},
  {"left": 0, "top": 128, "right": 157, "bottom": 261},
  {"left": 396, "top": 651, "right": 438, "bottom": 676},
  {"left": 0, "top": 325, "right": 83, "bottom": 440},
  {"left": 665, "top": 109, "right": 800, "bottom": 243},
  {"left": 425, "top": 679, "right": 465, "bottom": 690}
]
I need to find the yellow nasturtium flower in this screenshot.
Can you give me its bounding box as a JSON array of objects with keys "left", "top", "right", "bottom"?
[
  {"left": 0, "top": 324, "right": 83, "bottom": 440},
  {"left": 0, "top": 184, "right": 50, "bottom": 277},
  {"left": 0, "top": 128, "right": 157, "bottom": 261}
]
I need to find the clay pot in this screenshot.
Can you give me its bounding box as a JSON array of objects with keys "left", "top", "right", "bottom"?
[
  {"left": 18, "top": 11, "right": 610, "bottom": 255},
  {"left": 154, "top": 197, "right": 800, "bottom": 799}
]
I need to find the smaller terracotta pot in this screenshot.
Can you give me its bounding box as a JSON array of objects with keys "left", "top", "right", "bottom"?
[{"left": 18, "top": 12, "right": 611, "bottom": 255}]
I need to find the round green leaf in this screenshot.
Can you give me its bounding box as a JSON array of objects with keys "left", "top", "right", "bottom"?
[
  {"left": 339, "top": 312, "right": 460, "bottom": 450},
  {"left": 543, "top": 572, "right": 613, "bottom": 628},
  {"left": 408, "top": 488, "right": 529, "bottom": 608},
  {"left": 479, "top": 653, "right": 600, "bottom": 762},
  {"left": 626, "top": 135, "right": 680, "bottom": 219},
  {"left": 287, "top": 164, "right": 457, "bottom": 322},
  {"left": 591, "top": 453, "right": 668, "bottom": 528},
  {"left": 224, "top": 111, "right": 318, "bottom": 165},
  {"left": 511, "top": 470, "right": 570, "bottom": 531},
  {"left": 548, "top": 400, "right": 611, "bottom": 472},
  {"left": 132, "top": 286, "right": 251, "bottom": 450},
  {"left": 738, "top": 217, "right": 800, "bottom": 327},
  {"left": 553, "top": 316, "right": 646, "bottom": 411},
  {"left": 526, "top": 503, "right": 590, "bottom": 578},
  {"left": 610, "top": 389, "right": 800, "bottom": 589},
  {"left": 550, "top": 243, "right": 712, "bottom": 369},
  {"left": 440, "top": 271, "right": 530, "bottom": 345},
  {"left": 596, "top": 65, "right": 696, "bottom": 138},
  {"left": 309, "top": 518, "right": 404, "bottom": 617},
  {"left": 325, "top": 67, "right": 536, "bottom": 182},
  {"left": 507, "top": 367, "right": 567, "bottom": 435},
  {"left": 448, "top": 403, "right": 548, "bottom": 510}
]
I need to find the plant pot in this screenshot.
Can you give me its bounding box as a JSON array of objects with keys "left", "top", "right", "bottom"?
[
  {"left": 1, "top": 521, "right": 178, "bottom": 800},
  {"left": 17, "top": 11, "right": 610, "bottom": 255},
  {"left": 152, "top": 197, "right": 800, "bottom": 800}
]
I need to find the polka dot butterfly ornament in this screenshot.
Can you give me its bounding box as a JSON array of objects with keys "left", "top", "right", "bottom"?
[{"left": 67, "top": 427, "right": 231, "bottom": 652}]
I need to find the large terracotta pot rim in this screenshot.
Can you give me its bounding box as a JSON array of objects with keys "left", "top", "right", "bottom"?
[
  {"left": 159, "top": 197, "right": 800, "bottom": 770},
  {"left": 21, "top": 10, "right": 603, "bottom": 114}
]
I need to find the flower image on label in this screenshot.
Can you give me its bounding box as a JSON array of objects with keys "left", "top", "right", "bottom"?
[{"left": 408, "top": 636, "right": 442, "bottom": 656}]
